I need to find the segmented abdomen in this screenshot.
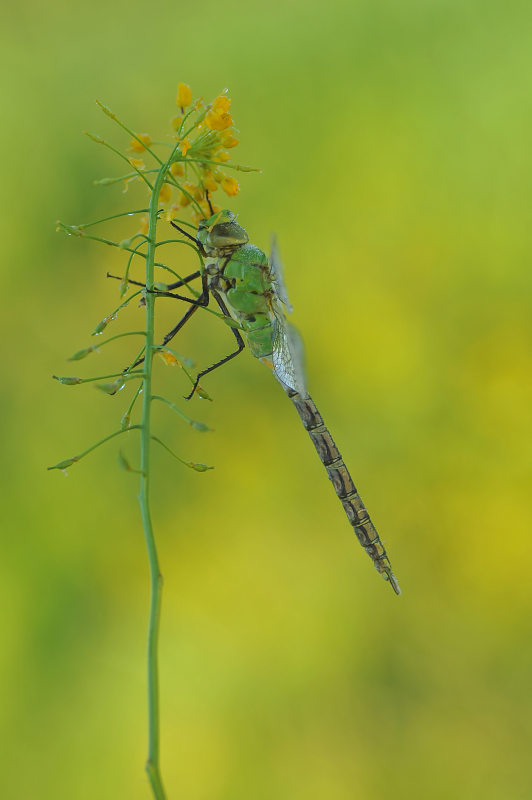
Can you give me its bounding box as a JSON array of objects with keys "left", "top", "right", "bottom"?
[{"left": 286, "top": 390, "right": 401, "bottom": 595}]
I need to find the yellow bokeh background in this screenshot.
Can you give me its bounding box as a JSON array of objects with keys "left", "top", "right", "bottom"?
[{"left": 2, "top": 1, "right": 532, "bottom": 798}]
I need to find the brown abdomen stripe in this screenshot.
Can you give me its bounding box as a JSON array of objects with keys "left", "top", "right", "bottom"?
[{"left": 286, "top": 390, "right": 401, "bottom": 595}]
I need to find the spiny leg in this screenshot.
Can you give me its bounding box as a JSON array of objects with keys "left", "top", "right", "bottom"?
[
  {"left": 184, "top": 289, "right": 245, "bottom": 401},
  {"left": 107, "top": 270, "right": 201, "bottom": 292},
  {"left": 124, "top": 272, "right": 210, "bottom": 371},
  {"left": 170, "top": 220, "right": 207, "bottom": 257}
]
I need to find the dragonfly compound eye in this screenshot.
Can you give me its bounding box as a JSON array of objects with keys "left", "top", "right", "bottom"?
[{"left": 197, "top": 209, "right": 249, "bottom": 253}]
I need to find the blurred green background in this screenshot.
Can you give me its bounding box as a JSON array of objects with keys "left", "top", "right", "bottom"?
[{"left": 2, "top": 0, "right": 532, "bottom": 797}]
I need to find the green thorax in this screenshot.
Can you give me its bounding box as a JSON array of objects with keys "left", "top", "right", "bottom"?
[
  {"left": 221, "top": 244, "right": 274, "bottom": 359},
  {"left": 197, "top": 211, "right": 275, "bottom": 359}
]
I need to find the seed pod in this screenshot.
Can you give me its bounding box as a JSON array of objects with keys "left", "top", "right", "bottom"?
[
  {"left": 53, "top": 375, "right": 83, "bottom": 385},
  {"left": 67, "top": 347, "right": 94, "bottom": 362}
]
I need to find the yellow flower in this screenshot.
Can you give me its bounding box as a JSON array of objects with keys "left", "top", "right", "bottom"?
[
  {"left": 129, "top": 133, "right": 152, "bottom": 153},
  {"left": 192, "top": 185, "right": 205, "bottom": 201},
  {"left": 221, "top": 176, "right": 240, "bottom": 196},
  {"left": 220, "top": 132, "right": 239, "bottom": 149},
  {"left": 139, "top": 215, "right": 149, "bottom": 236},
  {"left": 170, "top": 162, "right": 185, "bottom": 177},
  {"left": 176, "top": 83, "right": 193, "bottom": 109},
  {"left": 203, "top": 176, "right": 218, "bottom": 192},
  {"left": 161, "top": 204, "right": 181, "bottom": 222},
  {"left": 212, "top": 94, "right": 231, "bottom": 113},
  {"left": 216, "top": 152, "right": 231, "bottom": 163},
  {"left": 191, "top": 209, "right": 206, "bottom": 226},
  {"left": 205, "top": 109, "right": 234, "bottom": 131},
  {"left": 178, "top": 137, "right": 191, "bottom": 157},
  {"left": 159, "top": 350, "right": 181, "bottom": 367},
  {"left": 178, "top": 182, "right": 197, "bottom": 206},
  {"left": 191, "top": 200, "right": 222, "bottom": 226},
  {"left": 170, "top": 115, "right": 183, "bottom": 131},
  {"left": 158, "top": 183, "right": 172, "bottom": 204},
  {"left": 128, "top": 157, "right": 145, "bottom": 170}
]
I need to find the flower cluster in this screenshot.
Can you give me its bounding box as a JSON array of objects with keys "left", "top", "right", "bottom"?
[{"left": 122, "top": 83, "right": 256, "bottom": 228}]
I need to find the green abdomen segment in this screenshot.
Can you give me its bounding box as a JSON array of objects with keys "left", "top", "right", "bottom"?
[{"left": 287, "top": 390, "right": 401, "bottom": 595}]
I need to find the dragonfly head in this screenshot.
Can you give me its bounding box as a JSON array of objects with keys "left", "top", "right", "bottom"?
[{"left": 197, "top": 210, "right": 249, "bottom": 255}]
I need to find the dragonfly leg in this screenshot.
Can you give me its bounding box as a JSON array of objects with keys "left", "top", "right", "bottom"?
[
  {"left": 169, "top": 220, "right": 207, "bottom": 258},
  {"left": 107, "top": 270, "right": 201, "bottom": 291},
  {"left": 123, "top": 273, "right": 210, "bottom": 371},
  {"left": 184, "top": 289, "right": 245, "bottom": 401},
  {"left": 147, "top": 269, "right": 210, "bottom": 307},
  {"left": 166, "top": 270, "right": 201, "bottom": 291}
]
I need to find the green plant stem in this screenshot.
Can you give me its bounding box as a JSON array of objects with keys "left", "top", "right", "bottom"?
[
  {"left": 78, "top": 209, "right": 150, "bottom": 228},
  {"left": 76, "top": 425, "right": 141, "bottom": 459},
  {"left": 139, "top": 157, "right": 173, "bottom": 800},
  {"left": 184, "top": 158, "right": 261, "bottom": 172}
]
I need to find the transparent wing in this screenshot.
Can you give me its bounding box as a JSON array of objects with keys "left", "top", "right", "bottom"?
[
  {"left": 271, "top": 299, "right": 307, "bottom": 397},
  {"left": 269, "top": 235, "right": 293, "bottom": 314}
]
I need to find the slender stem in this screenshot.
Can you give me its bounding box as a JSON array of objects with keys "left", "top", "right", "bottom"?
[
  {"left": 77, "top": 425, "right": 141, "bottom": 459},
  {"left": 183, "top": 158, "right": 261, "bottom": 172},
  {"left": 82, "top": 370, "right": 144, "bottom": 383},
  {"left": 78, "top": 209, "right": 150, "bottom": 228},
  {"left": 90, "top": 330, "right": 147, "bottom": 348},
  {"left": 101, "top": 139, "right": 155, "bottom": 190},
  {"left": 95, "top": 102, "right": 164, "bottom": 166},
  {"left": 151, "top": 394, "right": 212, "bottom": 431},
  {"left": 139, "top": 158, "right": 172, "bottom": 800},
  {"left": 122, "top": 382, "right": 143, "bottom": 429},
  {"left": 151, "top": 435, "right": 214, "bottom": 470}
]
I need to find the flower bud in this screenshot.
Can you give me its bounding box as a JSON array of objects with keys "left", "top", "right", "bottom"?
[
  {"left": 158, "top": 183, "right": 172, "bottom": 204},
  {"left": 195, "top": 385, "right": 212, "bottom": 401},
  {"left": 190, "top": 462, "right": 214, "bottom": 472},
  {"left": 119, "top": 279, "right": 129, "bottom": 298},
  {"left": 203, "top": 176, "right": 218, "bottom": 192},
  {"left": 221, "top": 176, "right": 240, "bottom": 196},
  {"left": 53, "top": 375, "right": 83, "bottom": 385},
  {"left": 216, "top": 152, "right": 231, "bottom": 163},
  {"left": 121, "top": 412, "right": 131, "bottom": 430},
  {"left": 170, "top": 162, "right": 185, "bottom": 177},
  {"left": 96, "top": 379, "right": 124, "bottom": 395},
  {"left": 153, "top": 282, "right": 168, "bottom": 292},
  {"left": 84, "top": 131, "right": 105, "bottom": 144},
  {"left": 178, "top": 182, "right": 197, "bottom": 206},
  {"left": 67, "top": 347, "right": 94, "bottom": 362},
  {"left": 170, "top": 115, "right": 183, "bottom": 131},
  {"left": 96, "top": 100, "right": 116, "bottom": 119},
  {"left": 47, "top": 457, "right": 78, "bottom": 471},
  {"left": 91, "top": 319, "right": 109, "bottom": 336},
  {"left": 191, "top": 421, "right": 213, "bottom": 433},
  {"left": 192, "top": 185, "right": 205, "bottom": 201},
  {"left": 129, "top": 133, "right": 152, "bottom": 153},
  {"left": 176, "top": 83, "right": 193, "bottom": 109},
  {"left": 138, "top": 215, "right": 150, "bottom": 236},
  {"left": 220, "top": 133, "right": 239, "bottom": 149}
]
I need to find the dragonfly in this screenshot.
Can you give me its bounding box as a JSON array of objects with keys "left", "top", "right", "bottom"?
[{"left": 121, "top": 208, "right": 401, "bottom": 594}]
